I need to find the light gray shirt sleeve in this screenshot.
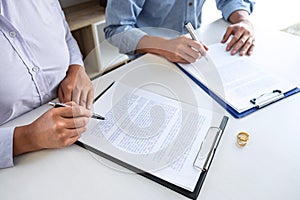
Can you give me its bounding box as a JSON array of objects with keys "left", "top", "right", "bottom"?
[
  {"left": 0, "top": 127, "right": 14, "bottom": 168},
  {"left": 56, "top": 2, "right": 84, "bottom": 67},
  {"left": 64, "top": 21, "right": 84, "bottom": 67}
]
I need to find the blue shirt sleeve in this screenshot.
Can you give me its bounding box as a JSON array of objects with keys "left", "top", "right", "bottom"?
[
  {"left": 104, "top": 0, "right": 147, "bottom": 54},
  {"left": 106, "top": 28, "right": 147, "bottom": 55},
  {"left": 0, "top": 127, "right": 14, "bottom": 168},
  {"left": 216, "top": 0, "right": 255, "bottom": 21}
]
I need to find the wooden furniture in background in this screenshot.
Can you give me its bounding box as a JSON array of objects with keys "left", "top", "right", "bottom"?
[
  {"left": 62, "top": 0, "right": 129, "bottom": 79},
  {"left": 63, "top": 0, "right": 105, "bottom": 58}
]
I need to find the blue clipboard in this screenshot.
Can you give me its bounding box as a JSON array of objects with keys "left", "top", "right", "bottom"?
[{"left": 175, "top": 63, "right": 300, "bottom": 118}]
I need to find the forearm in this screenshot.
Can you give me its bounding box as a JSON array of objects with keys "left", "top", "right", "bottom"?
[{"left": 136, "top": 35, "right": 168, "bottom": 55}]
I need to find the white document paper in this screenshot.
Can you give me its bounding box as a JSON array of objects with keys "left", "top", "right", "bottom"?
[
  {"left": 79, "top": 82, "right": 224, "bottom": 191},
  {"left": 179, "top": 43, "right": 296, "bottom": 113}
]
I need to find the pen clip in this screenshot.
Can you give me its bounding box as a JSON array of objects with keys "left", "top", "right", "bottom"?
[
  {"left": 48, "top": 102, "right": 56, "bottom": 107},
  {"left": 48, "top": 102, "right": 70, "bottom": 108},
  {"left": 193, "top": 127, "right": 221, "bottom": 171},
  {"left": 250, "top": 90, "right": 285, "bottom": 108}
]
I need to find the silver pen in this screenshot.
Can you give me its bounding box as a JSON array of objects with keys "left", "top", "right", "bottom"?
[
  {"left": 48, "top": 102, "right": 105, "bottom": 120},
  {"left": 202, "top": 129, "right": 221, "bottom": 171},
  {"left": 185, "top": 22, "right": 200, "bottom": 41},
  {"left": 185, "top": 22, "right": 208, "bottom": 61}
]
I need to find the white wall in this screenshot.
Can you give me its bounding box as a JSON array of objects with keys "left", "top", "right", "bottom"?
[
  {"left": 202, "top": 0, "right": 300, "bottom": 31},
  {"left": 250, "top": 0, "right": 300, "bottom": 30},
  {"left": 59, "top": 0, "right": 90, "bottom": 8}
]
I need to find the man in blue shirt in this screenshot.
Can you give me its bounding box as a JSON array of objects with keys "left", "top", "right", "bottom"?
[
  {"left": 0, "top": 0, "right": 93, "bottom": 168},
  {"left": 104, "top": 0, "right": 255, "bottom": 63}
]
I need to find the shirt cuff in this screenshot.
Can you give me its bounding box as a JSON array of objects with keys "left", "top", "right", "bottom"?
[
  {"left": 0, "top": 127, "right": 14, "bottom": 168},
  {"left": 108, "top": 28, "right": 147, "bottom": 55},
  {"left": 68, "top": 42, "right": 84, "bottom": 67},
  {"left": 221, "top": 1, "right": 254, "bottom": 21},
  {"left": 69, "top": 57, "right": 84, "bottom": 68},
  {"left": 66, "top": 33, "right": 84, "bottom": 67}
]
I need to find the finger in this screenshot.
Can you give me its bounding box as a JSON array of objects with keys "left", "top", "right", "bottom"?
[
  {"left": 58, "top": 87, "right": 64, "bottom": 103},
  {"left": 238, "top": 37, "right": 254, "bottom": 56},
  {"left": 63, "top": 135, "right": 80, "bottom": 147},
  {"left": 64, "top": 101, "right": 77, "bottom": 107},
  {"left": 197, "top": 44, "right": 207, "bottom": 57},
  {"left": 86, "top": 89, "right": 94, "bottom": 110},
  {"left": 246, "top": 43, "right": 255, "bottom": 56},
  {"left": 63, "top": 126, "right": 87, "bottom": 138},
  {"left": 53, "top": 117, "right": 87, "bottom": 136},
  {"left": 178, "top": 50, "right": 199, "bottom": 63},
  {"left": 231, "top": 35, "right": 249, "bottom": 55},
  {"left": 64, "top": 127, "right": 87, "bottom": 146},
  {"left": 222, "top": 26, "right": 234, "bottom": 43},
  {"left": 185, "top": 46, "right": 201, "bottom": 60},
  {"left": 72, "top": 88, "right": 80, "bottom": 105},
  {"left": 71, "top": 126, "right": 87, "bottom": 138},
  {"left": 56, "top": 105, "right": 91, "bottom": 118},
  {"left": 71, "top": 105, "right": 92, "bottom": 118},
  {"left": 188, "top": 40, "right": 207, "bottom": 56},
  {"left": 63, "top": 117, "right": 89, "bottom": 129},
  {"left": 79, "top": 90, "right": 88, "bottom": 108},
  {"left": 226, "top": 31, "right": 243, "bottom": 52},
  {"left": 52, "top": 106, "right": 73, "bottom": 119}
]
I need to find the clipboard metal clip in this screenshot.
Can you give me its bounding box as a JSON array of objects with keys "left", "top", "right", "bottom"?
[
  {"left": 250, "top": 90, "right": 285, "bottom": 108},
  {"left": 193, "top": 127, "right": 222, "bottom": 171}
]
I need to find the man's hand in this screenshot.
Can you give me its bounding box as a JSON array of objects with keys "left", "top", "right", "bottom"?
[
  {"left": 58, "top": 64, "right": 94, "bottom": 109},
  {"left": 13, "top": 102, "right": 91, "bottom": 155},
  {"left": 136, "top": 35, "right": 208, "bottom": 63},
  {"left": 221, "top": 10, "right": 255, "bottom": 56}
]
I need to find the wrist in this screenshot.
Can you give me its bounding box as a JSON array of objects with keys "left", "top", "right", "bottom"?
[
  {"left": 228, "top": 10, "right": 250, "bottom": 24},
  {"left": 67, "top": 64, "right": 83, "bottom": 76},
  {"left": 136, "top": 35, "right": 169, "bottom": 55},
  {"left": 13, "top": 125, "right": 42, "bottom": 156}
]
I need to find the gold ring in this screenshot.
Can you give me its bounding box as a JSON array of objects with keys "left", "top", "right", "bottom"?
[{"left": 237, "top": 132, "right": 249, "bottom": 147}]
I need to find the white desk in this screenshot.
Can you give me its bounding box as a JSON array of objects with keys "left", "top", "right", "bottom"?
[{"left": 1, "top": 19, "right": 300, "bottom": 200}]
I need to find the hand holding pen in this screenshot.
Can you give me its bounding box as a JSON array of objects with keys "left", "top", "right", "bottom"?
[
  {"left": 13, "top": 101, "right": 92, "bottom": 154},
  {"left": 185, "top": 22, "right": 209, "bottom": 61},
  {"left": 49, "top": 102, "right": 105, "bottom": 120}
]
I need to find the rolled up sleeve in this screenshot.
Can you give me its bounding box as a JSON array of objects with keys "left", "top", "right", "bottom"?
[
  {"left": 217, "top": 0, "right": 255, "bottom": 21},
  {"left": 106, "top": 27, "right": 147, "bottom": 54},
  {"left": 0, "top": 127, "right": 14, "bottom": 169},
  {"left": 104, "top": 0, "right": 147, "bottom": 54}
]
